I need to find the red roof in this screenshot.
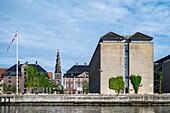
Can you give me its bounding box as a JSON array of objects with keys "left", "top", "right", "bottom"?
[
  {"left": 48, "top": 72, "right": 53, "bottom": 79},
  {"left": 0, "top": 68, "right": 9, "bottom": 79}
]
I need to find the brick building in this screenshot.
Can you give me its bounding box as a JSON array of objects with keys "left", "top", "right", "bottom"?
[
  {"left": 2, "top": 61, "right": 49, "bottom": 94},
  {"left": 0, "top": 68, "right": 9, "bottom": 94},
  {"left": 89, "top": 32, "right": 153, "bottom": 94},
  {"left": 63, "top": 63, "right": 89, "bottom": 94},
  {"left": 54, "top": 49, "right": 62, "bottom": 84}
]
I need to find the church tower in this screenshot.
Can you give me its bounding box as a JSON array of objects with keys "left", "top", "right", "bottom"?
[{"left": 55, "top": 49, "right": 62, "bottom": 84}]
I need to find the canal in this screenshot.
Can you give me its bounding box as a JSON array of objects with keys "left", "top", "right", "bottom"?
[{"left": 0, "top": 106, "right": 170, "bottom": 113}]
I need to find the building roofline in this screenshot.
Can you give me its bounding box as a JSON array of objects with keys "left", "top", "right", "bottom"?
[
  {"left": 154, "top": 55, "right": 170, "bottom": 63},
  {"left": 129, "top": 32, "right": 153, "bottom": 41}
]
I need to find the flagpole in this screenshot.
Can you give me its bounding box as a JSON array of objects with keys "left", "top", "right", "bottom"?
[{"left": 16, "top": 31, "right": 18, "bottom": 94}]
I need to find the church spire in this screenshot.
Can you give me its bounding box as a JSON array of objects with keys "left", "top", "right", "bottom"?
[{"left": 55, "top": 48, "right": 61, "bottom": 73}]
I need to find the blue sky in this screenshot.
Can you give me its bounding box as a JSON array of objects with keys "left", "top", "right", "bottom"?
[{"left": 0, "top": 0, "right": 170, "bottom": 76}]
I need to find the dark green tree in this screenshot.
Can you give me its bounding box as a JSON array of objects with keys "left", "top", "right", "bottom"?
[
  {"left": 11, "top": 85, "right": 17, "bottom": 92},
  {"left": 2, "top": 83, "right": 8, "bottom": 92},
  {"left": 25, "top": 66, "right": 37, "bottom": 89},
  {"left": 83, "top": 80, "right": 89, "bottom": 94},
  {"left": 130, "top": 75, "right": 142, "bottom": 94},
  {"left": 159, "top": 71, "right": 163, "bottom": 94},
  {"left": 52, "top": 83, "right": 64, "bottom": 94},
  {"left": 109, "top": 76, "right": 125, "bottom": 95}
]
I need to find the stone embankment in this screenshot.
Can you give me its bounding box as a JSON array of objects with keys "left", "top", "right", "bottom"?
[{"left": 1, "top": 94, "right": 170, "bottom": 105}]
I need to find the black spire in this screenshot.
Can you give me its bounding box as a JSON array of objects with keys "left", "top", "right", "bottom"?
[{"left": 55, "top": 49, "right": 61, "bottom": 73}]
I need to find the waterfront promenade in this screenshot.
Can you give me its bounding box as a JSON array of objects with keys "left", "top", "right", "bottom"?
[{"left": 1, "top": 94, "right": 170, "bottom": 106}]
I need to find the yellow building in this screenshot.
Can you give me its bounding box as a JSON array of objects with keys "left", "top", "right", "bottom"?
[{"left": 89, "top": 32, "right": 153, "bottom": 94}]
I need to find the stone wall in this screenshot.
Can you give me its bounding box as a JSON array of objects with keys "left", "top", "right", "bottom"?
[
  {"left": 129, "top": 43, "right": 153, "bottom": 94},
  {"left": 100, "top": 43, "right": 125, "bottom": 94},
  {"left": 1, "top": 94, "right": 170, "bottom": 105}
]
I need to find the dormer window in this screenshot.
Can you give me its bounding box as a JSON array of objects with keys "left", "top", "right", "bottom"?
[{"left": 71, "top": 74, "right": 73, "bottom": 76}]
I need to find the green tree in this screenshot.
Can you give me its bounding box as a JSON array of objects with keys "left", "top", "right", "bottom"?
[
  {"left": 25, "top": 66, "right": 37, "bottom": 90},
  {"left": 2, "top": 83, "right": 8, "bottom": 92},
  {"left": 52, "top": 83, "right": 64, "bottom": 94},
  {"left": 11, "top": 85, "right": 16, "bottom": 92},
  {"left": 109, "top": 76, "right": 125, "bottom": 95},
  {"left": 130, "top": 75, "right": 142, "bottom": 94},
  {"left": 83, "top": 80, "right": 89, "bottom": 94},
  {"left": 159, "top": 71, "right": 163, "bottom": 94}
]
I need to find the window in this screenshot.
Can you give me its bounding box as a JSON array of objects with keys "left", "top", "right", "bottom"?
[
  {"left": 71, "top": 74, "right": 73, "bottom": 76},
  {"left": 80, "top": 79, "right": 83, "bottom": 82},
  {"left": 70, "top": 84, "right": 73, "bottom": 88},
  {"left": 24, "top": 72, "right": 26, "bottom": 75},
  {"left": 8, "top": 80, "right": 11, "bottom": 83},
  {"left": 80, "top": 83, "right": 83, "bottom": 87},
  {"left": 71, "top": 79, "right": 73, "bottom": 82},
  {"left": 67, "top": 84, "right": 69, "bottom": 88},
  {"left": 84, "top": 74, "right": 87, "bottom": 77},
  {"left": 76, "top": 83, "right": 78, "bottom": 87},
  {"left": 67, "top": 79, "right": 69, "bottom": 82},
  {"left": 9, "top": 77, "right": 11, "bottom": 79},
  {"left": 76, "top": 79, "right": 78, "bottom": 82}
]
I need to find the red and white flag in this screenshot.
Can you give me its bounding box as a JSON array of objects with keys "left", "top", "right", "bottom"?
[{"left": 7, "top": 33, "right": 18, "bottom": 52}]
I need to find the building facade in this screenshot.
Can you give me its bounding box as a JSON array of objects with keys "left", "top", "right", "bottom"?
[
  {"left": 154, "top": 55, "right": 170, "bottom": 93},
  {"left": 2, "top": 61, "right": 49, "bottom": 94},
  {"left": 63, "top": 63, "right": 89, "bottom": 94},
  {"left": 0, "top": 68, "right": 9, "bottom": 94},
  {"left": 89, "top": 32, "right": 153, "bottom": 94},
  {"left": 54, "top": 49, "right": 62, "bottom": 84}
]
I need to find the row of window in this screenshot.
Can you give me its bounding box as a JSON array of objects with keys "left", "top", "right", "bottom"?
[
  {"left": 66, "top": 83, "right": 83, "bottom": 88},
  {"left": 66, "top": 78, "right": 88, "bottom": 82}
]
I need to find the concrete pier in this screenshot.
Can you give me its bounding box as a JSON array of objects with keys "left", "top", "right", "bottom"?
[{"left": 1, "top": 94, "right": 170, "bottom": 106}]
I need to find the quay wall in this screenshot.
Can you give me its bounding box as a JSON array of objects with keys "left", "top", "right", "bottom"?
[{"left": 1, "top": 94, "right": 170, "bottom": 105}]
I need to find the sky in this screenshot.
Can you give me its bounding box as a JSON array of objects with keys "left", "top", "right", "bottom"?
[{"left": 0, "top": 0, "right": 170, "bottom": 77}]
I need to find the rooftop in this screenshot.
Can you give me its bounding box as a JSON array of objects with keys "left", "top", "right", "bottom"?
[
  {"left": 154, "top": 55, "right": 170, "bottom": 63},
  {"left": 64, "top": 64, "right": 89, "bottom": 77}
]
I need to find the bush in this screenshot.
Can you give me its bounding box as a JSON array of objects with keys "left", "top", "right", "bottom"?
[
  {"left": 109, "top": 76, "right": 125, "bottom": 95},
  {"left": 130, "top": 75, "right": 142, "bottom": 94}
]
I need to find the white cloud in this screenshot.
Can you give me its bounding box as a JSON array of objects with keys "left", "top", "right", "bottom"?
[{"left": 0, "top": 0, "right": 169, "bottom": 72}]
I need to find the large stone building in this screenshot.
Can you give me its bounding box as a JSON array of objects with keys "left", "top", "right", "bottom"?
[
  {"left": 0, "top": 68, "right": 9, "bottom": 94},
  {"left": 154, "top": 55, "right": 170, "bottom": 93},
  {"left": 54, "top": 49, "right": 62, "bottom": 84},
  {"left": 63, "top": 63, "right": 89, "bottom": 94},
  {"left": 89, "top": 32, "right": 153, "bottom": 94},
  {"left": 2, "top": 61, "right": 49, "bottom": 94}
]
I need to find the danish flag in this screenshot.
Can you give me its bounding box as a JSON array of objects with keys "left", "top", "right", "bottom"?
[{"left": 7, "top": 33, "right": 18, "bottom": 52}]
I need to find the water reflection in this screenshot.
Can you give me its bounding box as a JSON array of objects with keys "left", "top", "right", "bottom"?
[{"left": 0, "top": 106, "right": 170, "bottom": 113}]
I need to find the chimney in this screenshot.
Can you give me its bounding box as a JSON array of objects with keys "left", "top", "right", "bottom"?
[
  {"left": 18, "top": 61, "right": 20, "bottom": 65},
  {"left": 35, "top": 60, "right": 38, "bottom": 66},
  {"left": 84, "top": 63, "right": 86, "bottom": 66},
  {"left": 76, "top": 62, "right": 78, "bottom": 66}
]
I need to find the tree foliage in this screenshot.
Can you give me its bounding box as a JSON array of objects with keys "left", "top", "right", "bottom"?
[
  {"left": 83, "top": 80, "right": 89, "bottom": 94},
  {"left": 130, "top": 75, "right": 142, "bottom": 94},
  {"left": 2, "top": 83, "right": 17, "bottom": 93},
  {"left": 51, "top": 83, "right": 64, "bottom": 94},
  {"left": 159, "top": 71, "right": 163, "bottom": 94},
  {"left": 25, "top": 66, "right": 56, "bottom": 93},
  {"left": 2, "top": 83, "right": 8, "bottom": 92},
  {"left": 109, "top": 76, "right": 125, "bottom": 95},
  {"left": 25, "top": 66, "right": 37, "bottom": 88}
]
